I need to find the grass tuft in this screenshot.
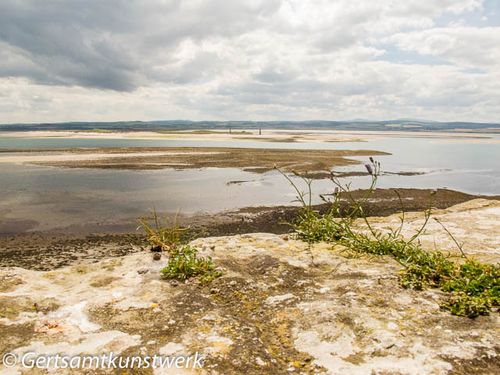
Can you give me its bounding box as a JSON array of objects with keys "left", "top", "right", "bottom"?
[
  {"left": 161, "top": 245, "right": 222, "bottom": 284},
  {"left": 138, "top": 211, "right": 221, "bottom": 283},
  {"left": 138, "top": 210, "right": 189, "bottom": 252}
]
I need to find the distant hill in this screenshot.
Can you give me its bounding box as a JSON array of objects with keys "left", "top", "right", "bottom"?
[{"left": 0, "top": 119, "right": 499, "bottom": 133}]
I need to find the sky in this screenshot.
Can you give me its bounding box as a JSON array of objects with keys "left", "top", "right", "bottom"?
[{"left": 0, "top": 0, "right": 499, "bottom": 124}]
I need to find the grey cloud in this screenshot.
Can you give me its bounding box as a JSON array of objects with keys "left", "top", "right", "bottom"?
[
  {"left": 151, "top": 50, "right": 224, "bottom": 85},
  {"left": 0, "top": 1, "right": 147, "bottom": 90},
  {"left": 216, "top": 76, "right": 338, "bottom": 108},
  {"left": 0, "top": 0, "right": 281, "bottom": 91},
  {"left": 216, "top": 60, "right": 397, "bottom": 108},
  {"left": 253, "top": 68, "right": 295, "bottom": 83}
]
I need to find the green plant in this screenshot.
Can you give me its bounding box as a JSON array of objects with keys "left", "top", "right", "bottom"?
[
  {"left": 138, "top": 210, "right": 221, "bottom": 283},
  {"left": 441, "top": 260, "right": 499, "bottom": 317},
  {"left": 293, "top": 209, "right": 346, "bottom": 243},
  {"left": 138, "top": 210, "right": 189, "bottom": 252},
  {"left": 446, "top": 293, "right": 492, "bottom": 318},
  {"left": 161, "top": 246, "right": 222, "bottom": 283},
  {"left": 279, "top": 159, "right": 499, "bottom": 318}
]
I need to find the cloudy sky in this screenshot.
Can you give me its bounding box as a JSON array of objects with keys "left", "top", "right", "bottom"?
[{"left": 1, "top": 0, "right": 499, "bottom": 124}]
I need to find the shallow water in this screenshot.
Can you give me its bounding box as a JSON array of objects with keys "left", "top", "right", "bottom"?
[{"left": 0, "top": 133, "right": 498, "bottom": 232}]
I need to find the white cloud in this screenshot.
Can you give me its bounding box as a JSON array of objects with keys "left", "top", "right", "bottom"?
[
  {"left": 389, "top": 26, "right": 500, "bottom": 68},
  {"left": 0, "top": 0, "right": 498, "bottom": 123}
]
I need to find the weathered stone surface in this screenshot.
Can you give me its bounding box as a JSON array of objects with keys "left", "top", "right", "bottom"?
[{"left": 0, "top": 199, "right": 498, "bottom": 374}]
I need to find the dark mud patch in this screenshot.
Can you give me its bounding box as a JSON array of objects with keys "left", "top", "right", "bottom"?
[
  {"left": 302, "top": 170, "right": 426, "bottom": 179},
  {"left": 226, "top": 179, "right": 252, "bottom": 185},
  {"left": 0, "top": 218, "right": 39, "bottom": 235},
  {"left": 0, "top": 233, "right": 145, "bottom": 271}
]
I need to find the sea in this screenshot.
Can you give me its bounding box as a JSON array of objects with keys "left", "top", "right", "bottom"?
[{"left": 0, "top": 132, "right": 498, "bottom": 233}]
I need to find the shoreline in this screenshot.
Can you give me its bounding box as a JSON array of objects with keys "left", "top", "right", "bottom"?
[{"left": 2, "top": 188, "right": 498, "bottom": 271}]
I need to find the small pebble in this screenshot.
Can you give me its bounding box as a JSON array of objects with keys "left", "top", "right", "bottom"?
[{"left": 255, "top": 357, "right": 266, "bottom": 366}]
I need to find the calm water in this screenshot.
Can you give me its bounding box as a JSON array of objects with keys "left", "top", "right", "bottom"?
[{"left": 0, "top": 133, "right": 498, "bottom": 232}]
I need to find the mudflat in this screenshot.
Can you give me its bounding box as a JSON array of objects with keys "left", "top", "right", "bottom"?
[{"left": 0, "top": 147, "right": 389, "bottom": 174}]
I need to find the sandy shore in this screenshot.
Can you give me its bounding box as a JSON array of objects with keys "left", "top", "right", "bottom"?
[
  {"left": 0, "top": 129, "right": 366, "bottom": 143},
  {"left": 0, "top": 150, "right": 222, "bottom": 164},
  {"left": 0, "top": 129, "right": 495, "bottom": 143}
]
